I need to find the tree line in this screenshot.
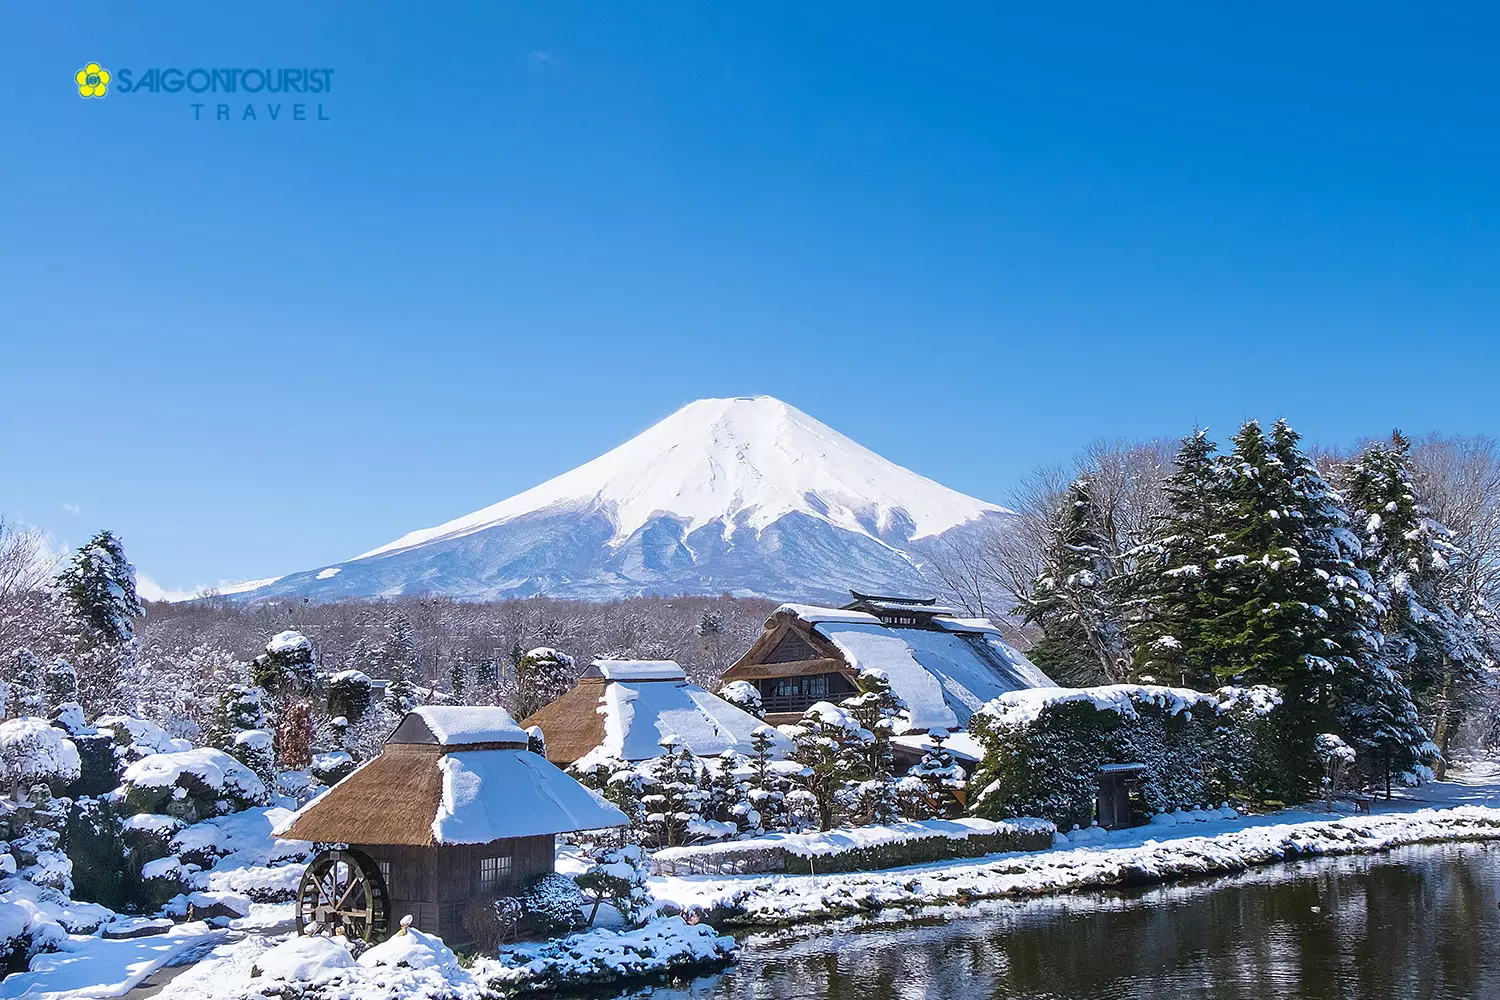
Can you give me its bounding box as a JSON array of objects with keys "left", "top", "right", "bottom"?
[{"left": 931, "top": 424, "right": 1500, "bottom": 799}]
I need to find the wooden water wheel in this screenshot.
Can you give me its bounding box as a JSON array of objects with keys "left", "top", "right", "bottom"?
[{"left": 295, "top": 848, "right": 389, "bottom": 941}]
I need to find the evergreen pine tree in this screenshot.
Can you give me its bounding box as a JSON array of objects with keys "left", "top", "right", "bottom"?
[
  {"left": 900, "top": 730, "right": 967, "bottom": 819},
  {"left": 7, "top": 648, "right": 44, "bottom": 717},
  {"left": 1022, "top": 477, "right": 1128, "bottom": 684},
  {"left": 55, "top": 530, "right": 142, "bottom": 647},
  {"left": 449, "top": 659, "right": 469, "bottom": 704},
  {"left": 1200, "top": 419, "right": 1381, "bottom": 800},
  {"left": 1345, "top": 431, "right": 1492, "bottom": 776},
  {"left": 251, "top": 630, "right": 318, "bottom": 698},
  {"left": 42, "top": 657, "right": 78, "bottom": 714},
  {"left": 514, "top": 647, "right": 576, "bottom": 718},
  {"left": 52, "top": 530, "right": 143, "bottom": 713},
  {"left": 1128, "top": 429, "right": 1227, "bottom": 688},
  {"left": 789, "top": 702, "right": 870, "bottom": 830},
  {"left": 745, "top": 725, "right": 788, "bottom": 833}
]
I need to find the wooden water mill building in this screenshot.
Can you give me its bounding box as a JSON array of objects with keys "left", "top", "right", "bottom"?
[{"left": 278, "top": 705, "right": 626, "bottom": 942}]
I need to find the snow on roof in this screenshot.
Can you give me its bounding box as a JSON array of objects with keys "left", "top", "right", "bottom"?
[
  {"left": 775, "top": 603, "right": 882, "bottom": 626},
  {"left": 591, "top": 659, "right": 686, "bottom": 682},
  {"left": 812, "top": 621, "right": 1054, "bottom": 730},
  {"left": 395, "top": 706, "right": 527, "bottom": 746},
  {"left": 432, "top": 750, "right": 626, "bottom": 842},
  {"left": 580, "top": 676, "right": 791, "bottom": 766},
  {"left": 891, "top": 730, "right": 985, "bottom": 763}
]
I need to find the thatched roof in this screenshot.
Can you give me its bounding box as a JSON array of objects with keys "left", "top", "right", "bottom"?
[
  {"left": 520, "top": 677, "right": 608, "bottom": 766},
  {"left": 522, "top": 659, "right": 785, "bottom": 766},
  {"left": 278, "top": 707, "right": 625, "bottom": 846}
]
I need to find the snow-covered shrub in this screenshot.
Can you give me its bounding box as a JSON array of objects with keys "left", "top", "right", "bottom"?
[
  {"left": 0, "top": 718, "right": 80, "bottom": 801},
  {"left": 575, "top": 843, "right": 655, "bottom": 927},
  {"left": 1316, "top": 732, "right": 1357, "bottom": 811},
  {"left": 116, "top": 747, "right": 267, "bottom": 823},
  {"left": 519, "top": 872, "right": 586, "bottom": 936},
  {"left": 231, "top": 728, "right": 276, "bottom": 785},
  {"left": 251, "top": 630, "right": 318, "bottom": 697},
  {"left": 359, "top": 924, "right": 461, "bottom": 973},
  {"left": 717, "top": 680, "right": 763, "bottom": 719},
  {"left": 326, "top": 669, "right": 373, "bottom": 721},
  {"left": 250, "top": 933, "right": 354, "bottom": 980},
  {"left": 969, "top": 685, "right": 1228, "bottom": 829},
  {"left": 527, "top": 724, "right": 546, "bottom": 757},
  {"left": 310, "top": 750, "right": 356, "bottom": 785},
  {"left": 97, "top": 715, "right": 189, "bottom": 763},
  {"left": 8, "top": 785, "right": 73, "bottom": 893},
  {"left": 462, "top": 894, "right": 523, "bottom": 951}
]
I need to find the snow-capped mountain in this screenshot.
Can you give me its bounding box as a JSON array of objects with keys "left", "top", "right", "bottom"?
[{"left": 232, "top": 396, "right": 1011, "bottom": 604}]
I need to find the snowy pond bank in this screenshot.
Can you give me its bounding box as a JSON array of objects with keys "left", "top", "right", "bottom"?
[
  {"left": 651, "top": 767, "right": 1500, "bottom": 928},
  {"left": 626, "top": 840, "right": 1500, "bottom": 999}
]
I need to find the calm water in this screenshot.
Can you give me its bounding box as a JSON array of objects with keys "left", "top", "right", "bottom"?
[{"left": 637, "top": 842, "right": 1500, "bottom": 1000}]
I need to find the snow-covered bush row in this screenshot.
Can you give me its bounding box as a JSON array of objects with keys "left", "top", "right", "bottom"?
[
  {"left": 652, "top": 805, "right": 1500, "bottom": 928},
  {"left": 652, "top": 817, "right": 1055, "bottom": 876},
  {"left": 969, "top": 683, "right": 1279, "bottom": 828}
]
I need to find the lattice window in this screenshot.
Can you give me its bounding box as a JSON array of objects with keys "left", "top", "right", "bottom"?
[
  {"left": 376, "top": 859, "right": 393, "bottom": 896},
  {"left": 479, "top": 855, "right": 513, "bottom": 893}
]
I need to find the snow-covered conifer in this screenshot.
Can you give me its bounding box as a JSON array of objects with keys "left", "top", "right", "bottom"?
[
  {"left": 900, "top": 729, "right": 966, "bottom": 819},
  {"left": 55, "top": 530, "right": 142, "bottom": 647},
  {"left": 788, "top": 702, "right": 871, "bottom": 830},
  {"left": 251, "top": 630, "right": 317, "bottom": 697},
  {"left": 514, "top": 647, "right": 575, "bottom": 718}
]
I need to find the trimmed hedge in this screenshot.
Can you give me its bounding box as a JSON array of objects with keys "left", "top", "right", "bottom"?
[
  {"left": 968, "top": 684, "right": 1267, "bottom": 830},
  {"left": 652, "top": 818, "right": 1055, "bottom": 876}
]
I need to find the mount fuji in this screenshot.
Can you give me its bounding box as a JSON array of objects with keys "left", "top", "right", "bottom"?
[{"left": 231, "top": 396, "right": 1011, "bottom": 604}]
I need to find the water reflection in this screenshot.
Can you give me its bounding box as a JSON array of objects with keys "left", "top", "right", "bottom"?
[{"left": 640, "top": 842, "right": 1500, "bottom": 1000}]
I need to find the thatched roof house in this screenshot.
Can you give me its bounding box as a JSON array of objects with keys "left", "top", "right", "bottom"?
[
  {"left": 722, "top": 593, "right": 1054, "bottom": 729},
  {"left": 521, "top": 659, "right": 789, "bottom": 767},
  {"left": 279, "top": 706, "right": 624, "bottom": 942}
]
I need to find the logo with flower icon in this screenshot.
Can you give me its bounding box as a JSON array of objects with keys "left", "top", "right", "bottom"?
[{"left": 76, "top": 62, "right": 110, "bottom": 98}]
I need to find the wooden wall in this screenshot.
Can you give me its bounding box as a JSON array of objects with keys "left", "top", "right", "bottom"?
[{"left": 357, "top": 834, "right": 555, "bottom": 942}]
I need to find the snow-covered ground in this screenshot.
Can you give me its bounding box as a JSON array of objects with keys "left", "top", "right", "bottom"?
[
  {"left": 9, "top": 766, "right": 1499, "bottom": 1000},
  {"left": 650, "top": 763, "right": 1500, "bottom": 926}
]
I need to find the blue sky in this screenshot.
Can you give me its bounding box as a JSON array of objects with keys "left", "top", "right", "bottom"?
[{"left": 3, "top": 4, "right": 1497, "bottom": 596}]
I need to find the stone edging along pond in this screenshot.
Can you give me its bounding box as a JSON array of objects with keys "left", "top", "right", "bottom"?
[{"left": 658, "top": 806, "right": 1500, "bottom": 928}]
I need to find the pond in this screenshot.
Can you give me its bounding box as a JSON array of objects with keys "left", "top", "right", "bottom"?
[{"left": 636, "top": 842, "right": 1500, "bottom": 1000}]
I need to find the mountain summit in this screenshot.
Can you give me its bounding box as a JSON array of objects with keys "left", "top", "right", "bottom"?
[{"left": 235, "top": 396, "right": 1010, "bottom": 603}]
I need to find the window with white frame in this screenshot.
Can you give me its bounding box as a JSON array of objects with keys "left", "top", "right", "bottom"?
[{"left": 478, "top": 855, "right": 512, "bottom": 893}]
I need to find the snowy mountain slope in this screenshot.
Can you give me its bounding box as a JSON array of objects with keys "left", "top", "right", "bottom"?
[{"left": 231, "top": 396, "right": 1012, "bottom": 604}]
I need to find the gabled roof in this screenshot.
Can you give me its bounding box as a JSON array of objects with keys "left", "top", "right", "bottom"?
[{"left": 725, "top": 604, "right": 1054, "bottom": 730}]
